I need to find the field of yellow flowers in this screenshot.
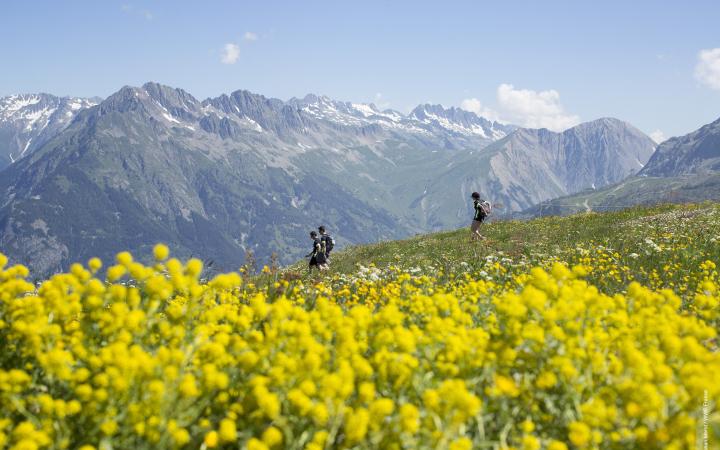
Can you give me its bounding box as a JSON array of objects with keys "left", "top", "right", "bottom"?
[{"left": 1, "top": 204, "right": 719, "bottom": 450}]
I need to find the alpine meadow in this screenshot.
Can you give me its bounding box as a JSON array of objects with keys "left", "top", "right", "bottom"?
[{"left": 1, "top": 1, "right": 720, "bottom": 450}]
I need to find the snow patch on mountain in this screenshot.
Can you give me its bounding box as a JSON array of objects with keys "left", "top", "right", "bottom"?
[
  {"left": 0, "top": 94, "right": 97, "bottom": 165},
  {"left": 351, "top": 103, "right": 377, "bottom": 117},
  {"left": 0, "top": 95, "right": 42, "bottom": 117},
  {"left": 162, "top": 112, "right": 180, "bottom": 124},
  {"left": 21, "top": 139, "right": 32, "bottom": 156},
  {"left": 242, "top": 116, "right": 264, "bottom": 132}
]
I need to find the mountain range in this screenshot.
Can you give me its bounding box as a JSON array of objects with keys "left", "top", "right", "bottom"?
[
  {"left": 0, "top": 83, "right": 660, "bottom": 275},
  {"left": 524, "top": 116, "right": 720, "bottom": 216},
  {"left": 0, "top": 94, "right": 98, "bottom": 169}
]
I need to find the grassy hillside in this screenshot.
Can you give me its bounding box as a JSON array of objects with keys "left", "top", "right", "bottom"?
[
  {"left": 520, "top": 174, "right": 720, "bottom": 218},
  {"left": 295, "top": 202, "right": 720, "bottom": 297},
  {"left": 1, "top": 203, "right": 719, "bottom": 449}
]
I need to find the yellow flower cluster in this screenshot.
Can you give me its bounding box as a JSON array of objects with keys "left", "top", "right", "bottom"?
[{"left": 0, "top": 241, "right": 718, "bottom": 449}]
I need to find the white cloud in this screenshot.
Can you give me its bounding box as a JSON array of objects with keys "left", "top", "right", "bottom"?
[
  {"left": 373, "top": 93, "right": 391, "bottom": 109},
  {"left": 243, "top": 31, "right": 258, "bottom": 42},
  {"left": 496, "top": 84, "right": 580, "bottom": 131},
  {"left": 460, "top": 84, "right": 579, "bottom": 131},
  {"left": 459, "top": 98, "right": 500, "bottom": 121},
  {"left": 649, "top": 130, "right": 666, "bottom": 144},
  {"left": 121, "top": 4, "right": 153, "bottom": 21},
  {"left": 695, "top": 48, "right": 720, "bottom": 90},
  {"left": 221, "top": 43, "right": 240, "bottom": 64}
]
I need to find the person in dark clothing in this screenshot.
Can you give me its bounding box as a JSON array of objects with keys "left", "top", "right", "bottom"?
[
  {"left": 318, "top": 226, "right": 335, "bottom": 261},
  {"left": 306, "top": 231, "right": 328, "bottom": 271},
  {"left": 470, "top": 192, "right": 488, "bottom": 241}
]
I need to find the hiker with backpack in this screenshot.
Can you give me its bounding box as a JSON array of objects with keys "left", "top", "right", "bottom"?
[
  {"left": 306, "top": 231, "right": 329, "bottom": 272},
  {"left": 470, "top": 192, "right": 491, "bottom": 241},
  {"left": 318, "top": 226, "right": 335, "bottom": 261}
]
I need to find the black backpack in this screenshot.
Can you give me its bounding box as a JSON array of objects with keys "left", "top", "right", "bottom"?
[{"left": 322, "top": 234, "right": 335, "bottom": 253}]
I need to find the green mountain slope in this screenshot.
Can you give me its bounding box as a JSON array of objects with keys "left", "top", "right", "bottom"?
[{"left": 520, "top": 173, "right": 720, "bottom": 217}]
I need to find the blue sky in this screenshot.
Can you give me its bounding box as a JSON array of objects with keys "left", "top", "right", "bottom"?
[{"left": 1, "top": 0, "right": 719, "bottom": 139}]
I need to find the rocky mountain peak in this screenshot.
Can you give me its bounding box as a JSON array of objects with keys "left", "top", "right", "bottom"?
[
  {"left": 409, "top": 103, "right": 513, "bottom": 139},
  {"left": 0, "top": 92, "right": 97, "bottom": 167},
  {"left": 142, "top": 82, "right": 200, "bottom": 113},
  {"left": 640, "top": 116, "right": 720, "bottom": 177}
]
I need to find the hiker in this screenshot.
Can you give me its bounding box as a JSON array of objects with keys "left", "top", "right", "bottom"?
[
  {"left": 470, "top": 192, "right": 491, "bottom": 241},
  {"left": 318, "top": 225, "right": 335, "bottom": 261},
  {"left": 306, "top": 231, "right": 329, "bottom": 272}
]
